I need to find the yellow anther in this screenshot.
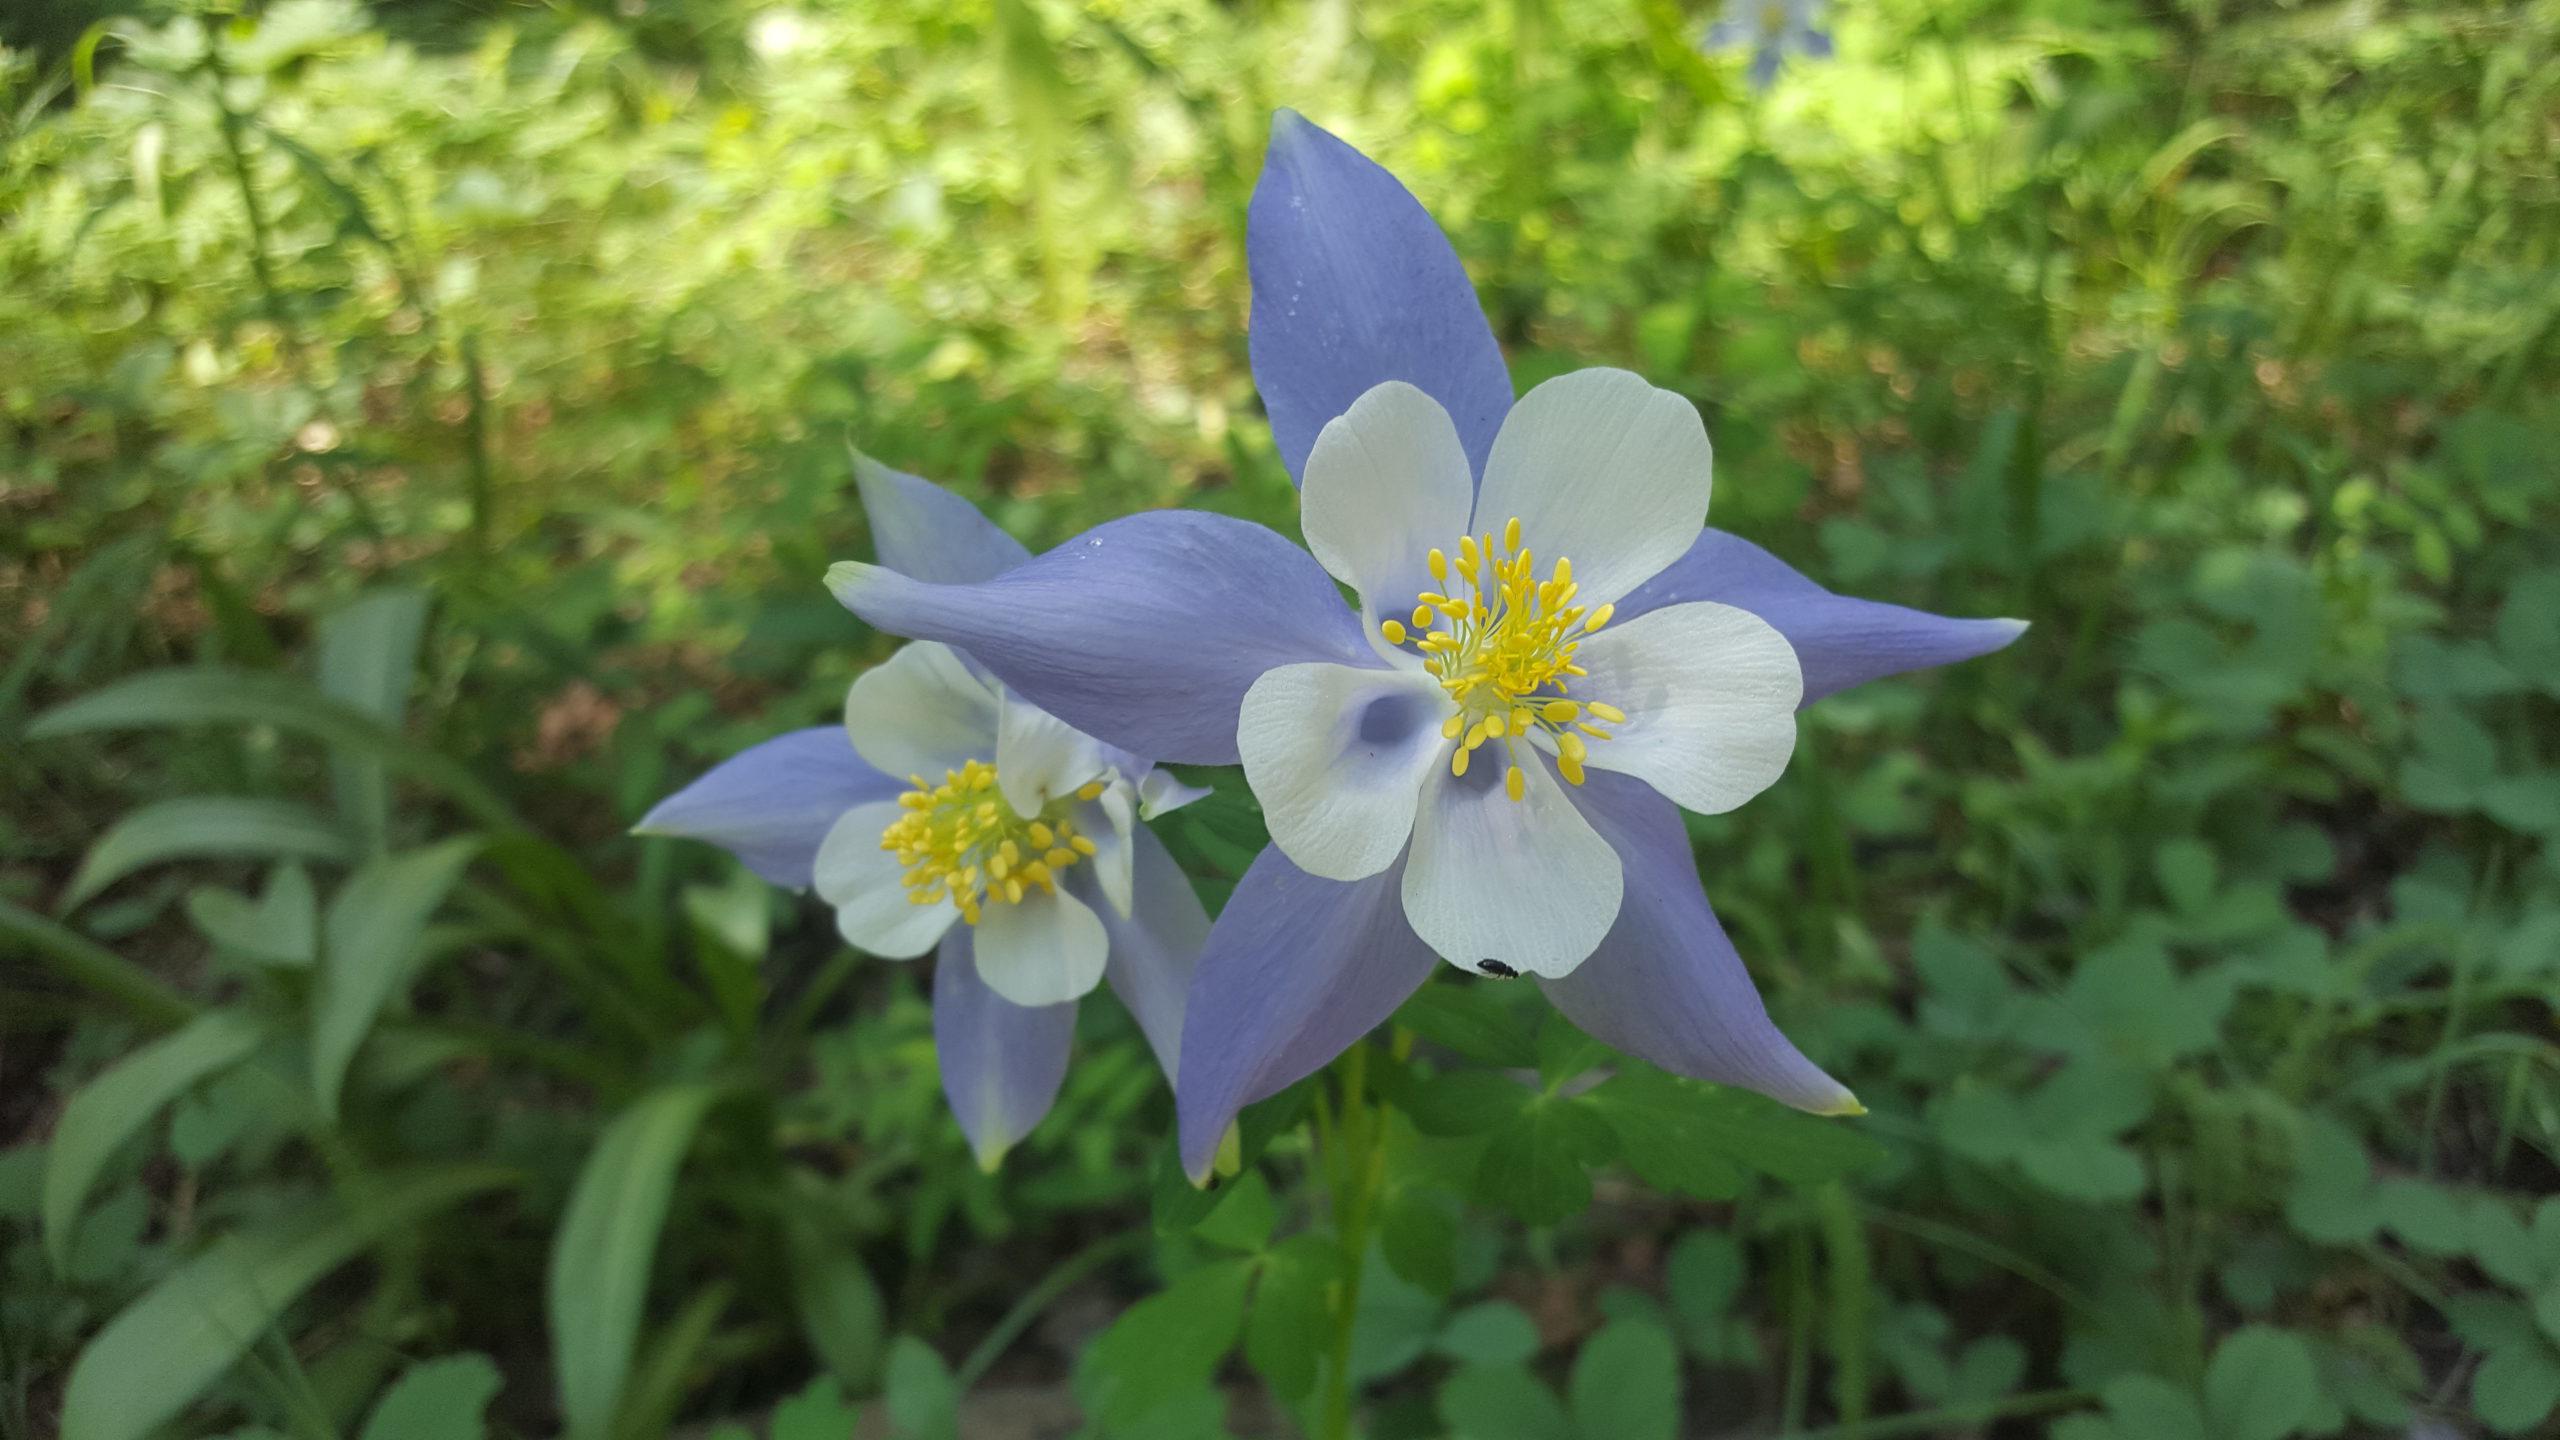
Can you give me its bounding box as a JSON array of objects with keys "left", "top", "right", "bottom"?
[
  {"left": 1401, "top": 520, "right": 1627, "bottom": 781},
  {"left": 1585, "top": 701, "right": 1626, "bottom": 723},
  {"left": 878, "top": 761, "right": 1103, "bottom": 928},
  {"left": 1558, "top": 754, "right": 1586, "bottom": 786},
  {"left": 1504, "top": 765, "right": 1525, "bottom": 802},
  {"left": 1559, "top": 731, "right": 1588, "bottom": 763},
  {"left": 1381, "top": 618, "right": 1408, "bottom": 645},
  {"left": 1076, "top": 780, "right": 1107, "bottom": 801},
  {"left": 1578, "top": 723, "right": 1615, "bottom": 740},
  {"left": 1451, "top": 745, "right": 1471, "bottom": 778}
]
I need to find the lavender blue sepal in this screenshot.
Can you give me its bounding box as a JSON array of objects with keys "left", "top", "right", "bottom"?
[
  {"left": 1250, "top": 110, "right": 1515, "bottom": 486},
  {"left": 632, "top": 727, "right": 901, "bottom": 888},
  {"left": 852, "top": 452, "right": 1031, "bottom": 584},
  {"left": 1541, "top": 770, "right": 1858, "bottom": 1113},
  {"left": 1173, "top": 848, "right": 1440, "bottom": 1179},
  {"left": 827, "top": 510, "right": 1378, "bottom": 765},
  {"left": 932, "top": 925, "right": 1078, "bottom": 1170},
  {"left": 1621, "top": 529, "right": 2028, "bottom": 705}
]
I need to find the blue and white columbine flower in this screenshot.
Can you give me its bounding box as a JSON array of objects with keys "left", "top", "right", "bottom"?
[
  {"left": 1704, "top": 0, "right": 1833, "bottom": 89},
  {"left": 638, "top": 457, "right": 1209, "bottom": 1168},
  {"left": 825, "top": 112, "right": 2025, "bottom": 1179}
]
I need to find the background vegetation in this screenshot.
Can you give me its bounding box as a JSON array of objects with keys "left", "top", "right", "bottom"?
[{"left": 5, "top": 0, "right": 2557, "bottom": 1436}]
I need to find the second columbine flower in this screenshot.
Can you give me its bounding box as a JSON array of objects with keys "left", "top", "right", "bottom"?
[{"left": 1242, "top": 372, "right": 1800, "bottom": 975}]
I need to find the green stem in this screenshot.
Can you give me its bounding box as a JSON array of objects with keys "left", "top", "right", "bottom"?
[
  {"left": 1787, "top": 1388, "right": 2092, "bottom": 1440},
  {"left": 1318, "top": 1042, "right": 1386, "bottom": 1440},
  {"left": 204, "top": 38, "right": 303, "bottom": 370},
  {"left": 1781, "top": 1220, "right": 1816, "bottom": 1435},
  {"left": 0, "top": 897, "right": 198, "bottom": 1028},
  {"left": 953, "top": 1229, "right": 1147, "bottom": 1392}
]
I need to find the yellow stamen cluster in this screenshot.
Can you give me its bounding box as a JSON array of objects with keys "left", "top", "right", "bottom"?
[
  {"left": 1385, "top": 515, "right": 1628, "bottom": 801},
  {"left": 880, "top": 760, "right": 1106, "bottom": 924}
]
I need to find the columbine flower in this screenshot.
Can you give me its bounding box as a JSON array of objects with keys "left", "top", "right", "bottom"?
[
  {"left": 637, "top": 456, "right": 1210, "bottom": 1168},
  {"left": 824, "top": 112, "right": 2025, "bottom": 1178},
  {"left": 1703, "top": 0, "right": 1833, "bottom": 89}
]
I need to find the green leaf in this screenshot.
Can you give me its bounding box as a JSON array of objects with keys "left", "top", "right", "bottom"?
[
  {"left": 2203, "top": 1326, "right": 2318, "bottom": 1440},
  {"left": 1665, "top": 1231, "right": 1746, "bottom": 1330},
  {"left": 1438, "top": 1364, "right": 1571, "bottom": 1440},
  {"left": 548, "top": 1085, "right": 722, "bottom": 1440},
  {"left": 43, "top": 1010, "right": 266, "bottom": 1273},
  {"left": 2375, "top": 1178, "right": 2468, "bottom": 1255},
  {"left": 1244, "top": 1234, "right": 1333, "bottom": 1402},
  {"left": 1568, "top": 1319, "right": 1681, "bottom": 1440},
  {"left": 2154, "top": 839, "right": 2218, "bottom": 914},
  {"left": 1396, "top": 982, "right": 1541, "bottom": 1068},
  {"left": 2472, "top": 1342, "right": 2560, "bottom": 1434},
  {"left": 1588, "top": 1065, "right": 1882, "bottom": 1191},
  {"left": 2099, "top": 1375, "right": 2209, "bottom": 1440},
  {"left": 28, "top": 668, "right": 517, "bottom": 830},
  {"left": 357, "top": 1354, "right": 502, "bottom": 1440},
  {"left": 60, "top": 1166, "right": 508, "bottom": 1440},
  {"left": 1076, "top": 1256, "right": 1254, "bottom": 1429},
  {"left": 311, "top": 839, "right": 482, "bottom": 1119},
  {"left": 2284, "top": 1115, "right": 2377, "bottom": 1244},
  {"left": 317, "top": 588, "right": 431, "bottom": 847},
  {"left": 768, "top": 1375, "right": 862, "bottom": 1440},
  {"left": 1404, "top": 1070, "right": 1533, "bottom": 1137},
  {"left": 788, "top": 1224, "right": 886, "bottom": 1392},
  {"left": 1193, "top": 1169, "right": 1278, "bottom": 1253},
  {"left": 185, "top": 865, "right": 318, "bottom": 968},
  {"left": 882, "top": 1337, "right": 959, "bottom": 1440},
  {"left": 1437, "top": 1302, "right": 1542, "bottom": 1367},
  {"left": 64, "top": 798, "right": 353, "bottom": 910},
  {"left": 1480, "top": 1096, "right": 1612, "bottom": 1226},
  {"left": 1378, "top": 1187, "right": 1459, "bottom": 1296}
]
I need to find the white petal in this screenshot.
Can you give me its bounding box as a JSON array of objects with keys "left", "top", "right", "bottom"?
[
  {"left": 813, "top": 804, "right": 956, "bottom": 958},
  {"left": 1136, "top": 768, "right": 1212, "bottom": 820},
  {"left": 1573, "top": 600, "right": 1801, "bottom": 814},
  {"left": 1239, "top": 661, "right": 1454, "bottom": 882},
  {"left": 1300, "top": 381, "right": 1477, "bottom": 632},
  {"left": 1070, "top": 783, "right": 1138, "bottom": 918},
  {"left": 993, "top": 692, "right": 1109, "bottom": 817},
  {"left": 1401, "top": 753, "right": 1622, "bottom": 977},
  {"left": 972, "top": 884, "right": 1110, "bottom": 1007},
  {"left": 842, "top": 642, "right": 999, "bottom": 782},
  {"left": 1473, "top": 369, "right": 1712, "bottom": 608}
]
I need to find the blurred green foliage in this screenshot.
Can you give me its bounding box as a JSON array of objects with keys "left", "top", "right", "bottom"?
[{"left": 4, "top": 0, "right": 2558, "bottom": 1436}]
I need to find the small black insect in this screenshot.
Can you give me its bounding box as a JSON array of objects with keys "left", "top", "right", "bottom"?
[{"left": 1477, "top": 960, "right": 1520, "bottom": 979}]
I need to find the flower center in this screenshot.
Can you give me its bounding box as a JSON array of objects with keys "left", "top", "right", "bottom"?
[
  {"left": 1378, "top": 515, "right": 1627, "bottom": 804},
  {"left": 880, "top": 759, "right": 1104, "bottom": 925}
]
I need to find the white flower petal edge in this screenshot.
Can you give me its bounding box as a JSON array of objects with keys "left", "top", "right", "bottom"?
[
  {"left": 1473, "top": 368, "right": 1713, "bottom": 609},
  {"left": 815, "top": 802, "right": 957, "bottom": 957},
  {"left": 1401, "top": 754, "right": 1623, "bottom": 977},
  {"left": 973, "top": 883, "right": 1111, "bottom": 1006},
  {"left": 993, "top": 690, "right": 1110, "bottom": 818},
  {"left": 843, "top": 641, "right": 1001, "bottom": 781},
  {"left": 1571, "top": 600, "right": 1803, "bottom": 815},
  {"left": 1240, "top": 661, "right": 1455, "bottom": 882},
  {"left": 1299, "top": 381, "right": 1477, "bottom": 640},
  {"left": 1137, "top": 768, "right": 1212, "bottom": 820},
  {"left": 1089, "top": 784, "right": 1138, "bottom": 917}
]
